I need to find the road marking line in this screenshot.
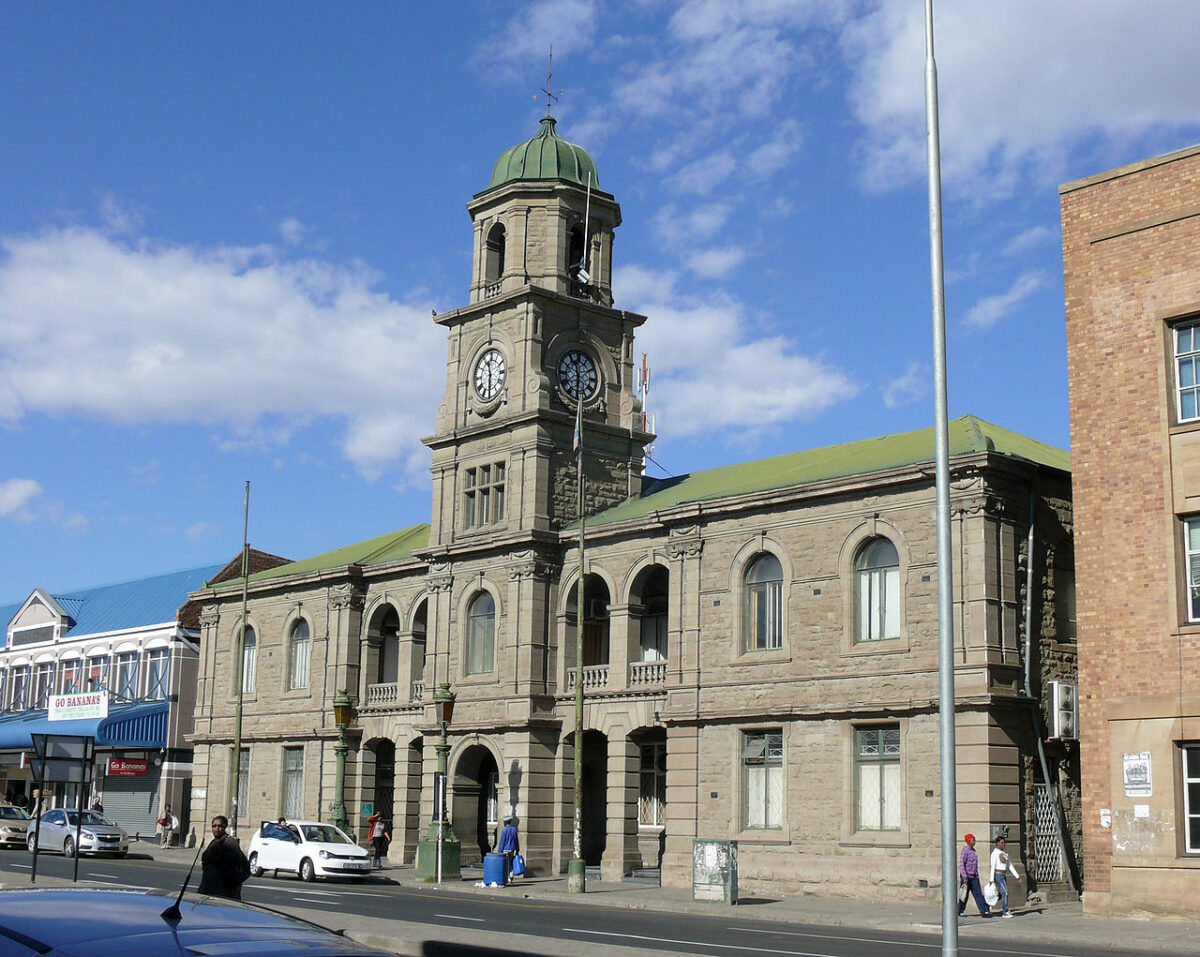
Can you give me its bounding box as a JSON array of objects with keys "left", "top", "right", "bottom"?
[
  {"left": 562, "top": 927, "right": 837, "bottom": 957},
  {"left": 91, "top": 873, "right": 120, "bottom": 879},
  {"left": 290, "top": 897, "right": 330, "bottom": 904},
  {"left": 435, "top": 914, "right": 485, "bottom": 922},
  {"left": 729, "top": 926, "right": 1085, "bottom": 957}
]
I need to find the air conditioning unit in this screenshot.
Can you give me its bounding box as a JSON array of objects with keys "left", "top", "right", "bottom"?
[
  {"left": 1048, "top": 680, "right": 1079, "bottom": 740},
  {"left": 584, "top": 598, "right": 609, "bottom": 621}
]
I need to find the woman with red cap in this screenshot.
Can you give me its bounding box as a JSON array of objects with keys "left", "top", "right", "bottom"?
[{"left": 958, "top": 833, "right": 989, "bottom": 917}]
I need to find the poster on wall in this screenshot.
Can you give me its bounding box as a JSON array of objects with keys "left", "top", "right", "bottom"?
[{"left": 1123, "top": 751, "right": 1153, "bottom": 797}]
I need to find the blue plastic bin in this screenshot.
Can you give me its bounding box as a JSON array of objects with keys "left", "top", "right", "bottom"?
[{"left": 483, "top": 852, "right": 508, "bottom": 885}]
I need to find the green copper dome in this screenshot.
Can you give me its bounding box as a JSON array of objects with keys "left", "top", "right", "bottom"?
[{"left": 488, "top": 116, "right": 599, "bottom": 191}]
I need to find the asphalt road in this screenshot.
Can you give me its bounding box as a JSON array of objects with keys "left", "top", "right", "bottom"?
[{"left": 0, "top": 849, "right": 1180, "bottom": 957}]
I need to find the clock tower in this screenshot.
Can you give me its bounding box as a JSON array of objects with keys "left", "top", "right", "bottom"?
[{"left": 423, "top": 115, "right": 652, "bottom": 553}]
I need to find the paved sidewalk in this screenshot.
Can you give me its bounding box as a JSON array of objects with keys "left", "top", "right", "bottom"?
[{"left": 32, "top": 841, "right": 1200, "bottom": 956}]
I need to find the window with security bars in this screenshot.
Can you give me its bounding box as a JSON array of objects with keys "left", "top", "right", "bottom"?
[
  {"left": 486, "top": 771, "right": 499, "bottom": 828},
  {"left": 144, "top": 649, "right": 169, "bottom": 700},
  {"left": 1176, "top": 322, "right": 1200, "bottom": 423},
  {"left": 282, "top": 747, "right": 304, "bottom": 819},
  {"left": 639, "top": 742, "right": 667, "bottom": 826},
  {"left": 743, "top": 554, "right": 783, "bottom": 651},
  {"left": 464, "top": 463, "right": 506, "bottom": 527},
  {"left": 856, "top": 726, "right": 901, "bottom": 831},
  {"left": 1184, "top": 744, "right": 1200, "bottom": 854},
  {"left": 32, "top": 663, "right": 55, "bottom": 709},
  {"left": 85, "top": 656, "right": 108, "bottom": 693},
  {"left": 237, "top": 748, "right": 251, "bottom": 823},
  {"left": 59, "top": 659, "right": 82, "bottom": 695},
  {"left": 8, "top": 668, "right": 28, "bottom": 711},
  {"left": 113, "top": 652, "right": 139, "bottom": 702},
  {"left": 742, "top": 730, "right": 783, "bottom": 829},
  {"left": 1186, "top": 519, "right": 1200, "bottom": 623}
]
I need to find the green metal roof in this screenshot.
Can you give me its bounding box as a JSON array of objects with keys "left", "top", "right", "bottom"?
[
  {"left": 222, "top": 524, "right": 430, "bottom": 587},
  {"left": 488, "top": 116, "right": 599, "bottom": 191},
  {"left": 583, "top": 416, "right": 1070, "bottom": 529}
]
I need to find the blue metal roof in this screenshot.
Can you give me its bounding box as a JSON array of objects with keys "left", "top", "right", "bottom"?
[
  {"left": 0, "top": 563, "right": 223, "bottom": 648},
  {"left": 0, "top": 701, "right": 169, "bottom": 750}
]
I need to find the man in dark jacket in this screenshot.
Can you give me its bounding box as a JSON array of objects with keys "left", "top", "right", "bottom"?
[{"left": 198, "top": 816, "right": 249, "bottom": 900}]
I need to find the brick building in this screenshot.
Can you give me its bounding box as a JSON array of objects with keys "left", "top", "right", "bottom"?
[
  {"left": 1062, "top": 145, "right": 1200, "bottom": 918},
  {"left": 186, "top": 115, "right": 1080, "bottom": 901}
]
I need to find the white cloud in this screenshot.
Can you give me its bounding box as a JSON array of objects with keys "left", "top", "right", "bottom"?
[
  {"left": 615, "top": 264, "right": 858, "bottom": 439},
  {"left": 279, "top": 217, "right": 311, "bottom": 246},
  {"left": 685, "top": 245, "right": 747, "bottom": 279},
  {"left": 881, "top": 361, "right": 926, "bottom": 409},
  {"left": 186, "top": 520, "right": 217, "bottom": 540},
  {"left": 0, "top": 478, "right": 43, "bottom": 520},
  {"left": 1004, "top": 225, "right": 1054, "bottom": 257},
  {"left": 652, "top": 203, "right": 733, "bottom": 246},
  {"left": 473, "top": 0, "right": 598, "bottom": 73},
  {"left": 964, "top": 271, "right": 1046, "bottom": 330},
  {"left": 842, "top": 3, "right": 1200, "bottom": 195},
  {"left": 669, "top": 151, "right": 737, "bottom": 195},
  {"left": 0, "top": 226, "right": 445, "bottom": 481},
  {"left": 98, "top": 193, "right": 144, "bottom": 235}
]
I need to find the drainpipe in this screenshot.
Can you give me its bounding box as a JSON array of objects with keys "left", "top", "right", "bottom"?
[{"left": 1022, "top": 492, "right": 1078, "bottom": 895}]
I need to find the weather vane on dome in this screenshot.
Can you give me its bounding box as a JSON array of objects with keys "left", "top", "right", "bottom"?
[{"left": 533, "top": 46, "right": 563, "bottom": 117}]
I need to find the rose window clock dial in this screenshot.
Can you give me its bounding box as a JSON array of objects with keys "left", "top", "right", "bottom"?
[
  {"left": 474, "top": 348, "right": 506, "bottom": 401},
  {"left": 557, "top": 349, "right": 599, "bottom": 400}
]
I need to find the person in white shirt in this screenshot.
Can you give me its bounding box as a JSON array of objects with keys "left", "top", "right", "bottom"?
[
  {"left": 158, "top": 803, "right": 179, "bottom": 848},
  {"left": 988, "top": 835, "right": 1021, "bottom": 917}
]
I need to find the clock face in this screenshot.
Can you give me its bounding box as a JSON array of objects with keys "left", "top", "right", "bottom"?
[
  {"left": 557, "top": 349, "right": 599, "bottom": 400},
  {"left": 474, "top": 348, "right": 506, "bottom": 401}
]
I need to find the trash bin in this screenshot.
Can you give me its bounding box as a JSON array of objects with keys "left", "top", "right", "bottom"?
[{"left": 483, "top": 852, "right": 508, "bottom": 886}]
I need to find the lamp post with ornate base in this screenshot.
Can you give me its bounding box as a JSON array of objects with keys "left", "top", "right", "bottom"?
[
  {"left": 329, "top": 690, "right": 354, "bottom": 834},
  {"left": 416, "top": 683, "right": 460, "bottom": 881}
]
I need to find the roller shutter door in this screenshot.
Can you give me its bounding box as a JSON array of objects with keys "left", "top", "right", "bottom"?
[{"left": 102, "top": 769, "right": 161, "bottom": 839}]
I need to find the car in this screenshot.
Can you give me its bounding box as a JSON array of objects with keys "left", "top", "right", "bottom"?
[
  {"left": 26, "top": 807, "right": 129, "bottom": 857},
  {"left": 0, "top": 886, "right": 391, "bottom": 956},
  {"left": 247, "top": 819, "right": 371, "bottom": 882},
  {"left": 0, "top": 805, "right": 31, "bottom": 848}
]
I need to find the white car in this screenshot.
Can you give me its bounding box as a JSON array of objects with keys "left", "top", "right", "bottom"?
[{"left": 247, "top": 820, "right": 371, "bottom": 882}]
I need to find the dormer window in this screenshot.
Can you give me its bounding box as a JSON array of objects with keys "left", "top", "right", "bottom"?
[{"left": 7, "top": 589, "right": 70, "bottom": 647}]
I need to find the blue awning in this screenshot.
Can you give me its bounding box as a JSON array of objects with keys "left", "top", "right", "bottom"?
[{"left": 0, "top": 701, "right": 169, "bottom": 750}]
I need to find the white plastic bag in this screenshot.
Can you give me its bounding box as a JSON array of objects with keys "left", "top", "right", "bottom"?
[
  {"left": 984, "top": 881, "right": 1000, "bottom": 906},
  {"left": 957, "top": 881, "right": 969, "bottom": 904}
]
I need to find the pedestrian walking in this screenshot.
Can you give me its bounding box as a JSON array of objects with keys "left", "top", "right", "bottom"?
[
  {"left": 957, "top": 833, "right": 989, "bottom": 918},
  {"left": 198, "top": 815, "right": 250, "bottom": 900},
  {"left": 366, "top": 813, "right": 390, "bottom": 869},
  {"left": 988, "top": 835, "right": 1021, "bottom": 918},
  {"left": 158, "top": 803, "right": 179, "bottom": 848}
]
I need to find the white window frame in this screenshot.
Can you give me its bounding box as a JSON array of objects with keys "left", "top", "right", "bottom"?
[
  {"left": 1186, "top": 518, "right": 1200, "bottom": 624},
  {"left": 288, "top": 620, "right": 311, "bottom": 691},
  {"left": 639, "top": 741, "right": 667, "bottom": 827},
  {"left": 466, "top": 592, "right": 496, "bottom": 675},
  {"left": 9, "top": 666, "right": 30, "bottom": 711},
  {"left": 144, "top": 649, "right": 169, "bottom": 700},
  {"left": 1176, "top": 322, "right": 1200, "bottom": 423},
  {"left": 85, "top": 656, "right": 109, "bottom": 693},
  {"left": 1184, "top": 744, "right": 1200, "bottom": 854},
  {"left": 856, "top": 538, "right": 901, "bottom": 642},
  {"left": 743, "top": 554, "right": 783, "bottom": 652},
  {"left": 240, "top": 626, "right": 257, "bottom": 695},
  {"left": 32, "top": 662, "right": 55, "bottom": 709},
  {"left": 742, "top": 729, "right": 783, "bottom": 830},
  {"left": 855, "top": 725, "right": 902, "bottom": 832},
  {"left": 113, "top": 652, "right": 139, "bottom": 702},
  {"left": 59, "top": 659, "right": 82, "bottom": 695}
]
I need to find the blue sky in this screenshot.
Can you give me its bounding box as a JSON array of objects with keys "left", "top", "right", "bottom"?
[{"left": 4, "top": 0, "right": 1200, "bottom": 598}]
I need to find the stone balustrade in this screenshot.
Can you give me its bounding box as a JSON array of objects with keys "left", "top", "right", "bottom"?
[{"left": 628, "top": 659, "right": 667, "bottom": 687}]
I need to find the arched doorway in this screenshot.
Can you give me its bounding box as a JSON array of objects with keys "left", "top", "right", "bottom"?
[
  {"left": 567, "top": 729, "right": 608, "bottom": 867},
  {"left": 452, "top": 744, "right": 499, "bottom": 865},
  {"left": 566, "top": 574, "right": 611, "bottom": 668},
  {"left": 372, "top": 740, "right": 395, "bottom": 830}
]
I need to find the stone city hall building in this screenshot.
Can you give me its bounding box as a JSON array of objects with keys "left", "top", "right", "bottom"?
[{"left": 187, "top": 116, "right": 1080, "bottom": 900}]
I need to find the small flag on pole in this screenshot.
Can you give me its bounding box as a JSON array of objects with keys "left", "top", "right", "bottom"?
[{"left": 573, "top": 393, "right": 583, "bottom": 469}]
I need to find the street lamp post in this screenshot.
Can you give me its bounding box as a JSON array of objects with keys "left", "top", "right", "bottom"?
[
  {"left": 330, "top": 689, "right": 354, "bottom": 834},
  {"left": 417, "top": 682, "right": 460, "bottom": 881}
]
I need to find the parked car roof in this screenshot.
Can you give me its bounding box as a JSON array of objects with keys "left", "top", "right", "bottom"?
[{"left": 0, "top": 887, "right": 389, "bottom": 956}]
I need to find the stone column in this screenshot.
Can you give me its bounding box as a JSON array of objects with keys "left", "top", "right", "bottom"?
[
  {"left": 661, "top": 723, "right": 698, "bottom": 888},
  {"left": 601, "top": 732, "right": 640, "bottom": 881},
  {"left": 606, "top": 603, "right": 632, "bottom": 692}
]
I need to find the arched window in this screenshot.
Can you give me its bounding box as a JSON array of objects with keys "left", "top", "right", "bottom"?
[
  {"left": 484, "top": 223, "right": 505, "bottom": 283},
  {"left": 288, "top": 619, "right": 311, "bottom": 690},
  {"left": 240, "top": 625, "right": 257, "bottom": 694},
  {"left": 466, "top": 593, "right": 496, "bottom": 675},
  {"left": 743, "top": 554, "right": 783, "bottom": 651},
  {"left": 568, "top": 224, "right": 586, "bottom": 281},
  {"left": 856, "top": 538, "right": 900, "bottom": 642}
]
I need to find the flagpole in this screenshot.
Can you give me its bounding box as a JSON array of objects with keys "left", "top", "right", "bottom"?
[
  {"left": 568, "top": 391, "right": 587, "bottom": 893},
  {"left": 231, "top": 481, "right": 250, "bottom": 839},
  {"left": 923, "top": 1, "right": 959, "bottom": 953}
]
